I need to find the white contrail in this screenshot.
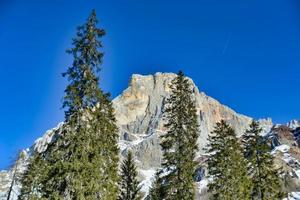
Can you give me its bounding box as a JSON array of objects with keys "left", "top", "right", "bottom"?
[{"left": 222, "top": 32, "right": 232, "bottom": 55}]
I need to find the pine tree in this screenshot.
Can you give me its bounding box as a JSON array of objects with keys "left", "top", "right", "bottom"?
[
  {"left": 205, "top": 120, "right": 251, "bottom": 200},
  {"left": 19, "top": 10, "right": 119, "bottom": 200},
  {"left": 159, "top": 71, "right": 199, "bottom": 200},
  {"left": 118, "top": 151, "right": 141, "bottom": 200},
  {"left": 242, "top": 120, "right": 285, "bottom": 200},
  {"left": 148, "top": 171, "right": 166, "bottom": 200}
]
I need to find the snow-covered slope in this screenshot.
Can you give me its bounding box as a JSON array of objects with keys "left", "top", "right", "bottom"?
[
  {"left": 268, "top": 122, "right": 300, "bottom": 200},
  {"left": 0, "top": 73, "right": 298, "bottom": 200}
]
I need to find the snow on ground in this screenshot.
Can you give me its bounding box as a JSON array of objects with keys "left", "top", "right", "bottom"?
[
  {"left": 287, "top": 120, "right": 300, "bottom": 130},
  {"left": 195, "top": 177, "right": 300, "bottom": 200},
  {"left": 131, "top": 137, "right": 145, "bottom": 146},
  {"left": 118, "top": 133, "right": 154, "bottom": 152},
  {"left": 272, "top": 144, "right": 290, "bottom": 154},
  {"left": 283, "top": 192, "right": 300, "bottom": 200},
  {"left": 295, "top": 170, "right": 300, "bottom": 180},
  {"left": 139, "top": 169, "right": 156, "bottom": 196},
  {"left": 291, "top": 192, "right": 300, "bottom": 200},
  {"left": 197, "top": 179, "right": 208, "bottom": 194},
  {"left": 271, "top": 144, "right": 300, "bottom": 200},
  {"left": 271, "top": 145, "right": 300, "bottom": 179},
  {"left": 118, "top": 137, "right": 143, "bottom": 152},
  {"left": 118, "top": 140, "right": 128, "bottom": 152},
  {"left": 282, "top": 153, "right": 295, "bottom": 164}
]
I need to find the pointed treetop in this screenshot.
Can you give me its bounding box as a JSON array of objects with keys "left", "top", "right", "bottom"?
[{"left": 178, "top": 70, "right": 184, "bottom": 77}]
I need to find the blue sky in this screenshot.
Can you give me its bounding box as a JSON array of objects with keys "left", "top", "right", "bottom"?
[{"left": 1, "top": 0, "right": 300, "bottom": 169}]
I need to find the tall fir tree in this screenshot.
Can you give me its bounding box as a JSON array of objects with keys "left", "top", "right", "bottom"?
[
  {"left": 18, "top": 10, "right": 119, "bottom": 200},
  {"left": 159, "top": 71, "right": 199, "bottom": 200},
  {"left": 205, "top": 120, "right": 251, "bottom": 200},
  {"left": 118, "top": 151, "right": 141, "bottom": 200},
  {"left": 242, "top": 120, "right": 285, "bottom": 200}
]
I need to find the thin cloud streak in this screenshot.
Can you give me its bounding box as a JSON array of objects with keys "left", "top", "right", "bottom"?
[{"left": 222, "top": 32, "right": 232, "bottom": 55}]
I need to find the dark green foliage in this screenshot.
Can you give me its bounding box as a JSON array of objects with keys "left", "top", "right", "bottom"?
[
  {"left": 242, "top": 120, "right": 285, "bottom": 200},
  {"left": 206, "top": 120, "right": 251, "bottom": 200},
  {"left": 18, "top": 154, "right": 49, "bottom": 200},
  {"left": 159, "top": 71, "right": 199, "bottom": 200},
  {"left": 62, "top": 9, "right": 105, "bottom": 119},
  {"left": 19, "top": 10, "right": 119, "bottom": 200},
  {"left": 148, "top": 171, "right": 167, "bottom": 200},
  {"left": 118, "top": 151, "right": 141, "bottom": 200}
]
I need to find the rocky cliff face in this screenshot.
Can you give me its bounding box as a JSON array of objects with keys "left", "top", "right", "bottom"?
[
  {"left": 113, "top": 73, "right": 274, "bottom": 198},
  {"left": 0, "top": 72, "right": 294, "bottom": 200},
  {"left": 115, "top": 73, "right": 265, "bottom": 168}
]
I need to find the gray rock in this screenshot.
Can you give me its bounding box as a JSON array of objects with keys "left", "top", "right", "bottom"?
[{"left": 114, "top": 73, "right": 255, "bottom": 169}]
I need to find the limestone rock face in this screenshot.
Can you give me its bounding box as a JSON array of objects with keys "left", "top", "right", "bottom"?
[{"left": 114, "top": 72, "right": 256, "bottom": 169}]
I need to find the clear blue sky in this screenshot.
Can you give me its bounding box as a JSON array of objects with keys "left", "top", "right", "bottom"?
[{"left": 1, "top": 0, "right": 300, "bottom": 169}]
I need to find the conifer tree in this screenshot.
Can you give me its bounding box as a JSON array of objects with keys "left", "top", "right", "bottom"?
[
  {"left": 148, "top": 171, "right": 166, "bottom": 200},
  {"left": 19, "top": 10, "right": 119, "bottom": 200},
  {"left": 159, "top": 71, "right": 199, "bottom": 200},
  {"left": 18, "top": 154, "right": 49, "bottom": 200},
  {"left": 206, "top": 120, "right": 251, "bottom": 200},
  {"left": 118, "top": 151, "right": 141, "bottom": 200},
  {"left": 242, "top": 120, "right": 285, "bottom": 200}
]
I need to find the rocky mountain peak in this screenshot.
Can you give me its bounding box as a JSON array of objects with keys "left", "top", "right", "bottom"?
[
  {"left": 288, "top": 120, "right": 300, "bottom": 130},
  {"left": 113, "top": 73, "right": 261, "bottom": 169}
]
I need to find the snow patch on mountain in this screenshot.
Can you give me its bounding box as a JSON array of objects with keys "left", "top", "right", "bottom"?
[
  {"left": 288, "top": 120, "right": 300, "bottom": 130},
  {"left": 272, "top": 144, "right": 291, "bottom": 154},
  {"left": 284, "top": 192, "right": 300, "bottom": 200},
  {"left": 139, "top": 169, "right": 156, "bottom": 195}
]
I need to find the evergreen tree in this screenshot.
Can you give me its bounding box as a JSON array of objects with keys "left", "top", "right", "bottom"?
[
  {"left": 159, "top": 71, "right": 199, "bottom": 200},
  {"left": 18, "top": 154, "right": 49, "bottom": 200},
  {"left": 242, "top": 120, "right": 285, "bottom": 200},
  {"left": 118, "top": 151, "right": 141, "bottom": 200},
  {"left": 19, "top": 10, "right": 119, "bottom": 200},
  {"left": 205, "top": 120, "right": 251, "bottom": 200},
  {"left": 148, "top": 171, "right": 166, "bottom": 200}
]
